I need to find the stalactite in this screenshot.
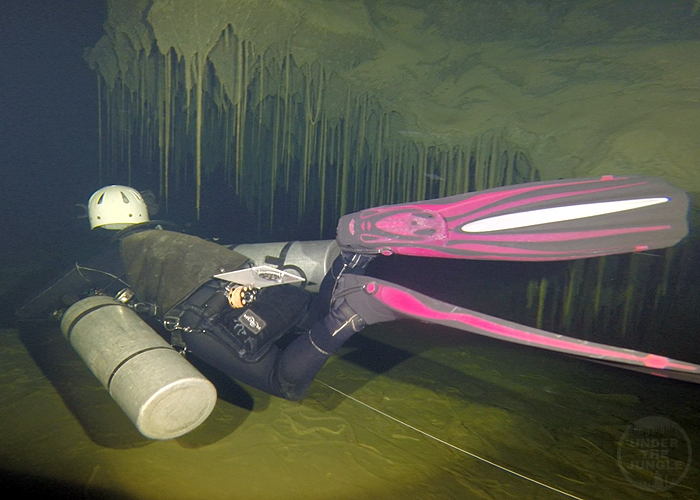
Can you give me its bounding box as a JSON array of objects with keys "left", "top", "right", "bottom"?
[
  {"left": 620, "top": 255, "right": 639, "bottom": 338},
  {"left": 163, "top": 49, "right": 172, "bottom": 208},
  {"left": 353, "top": 94, "right": 367, "bottom": 210},
  {"left": 283, "top": 52, "right": 294, "bottom": 197},
  {"left": 97, "top": 74, "right": 103, "bottom": 186},
  {"left": 339, "top": 89, "right": 351, "bottom": 217},
  {"left": 592, "top": 257, "right": 606, "bottom": 325},
  {"left": 536, "top": 277, "right": 547, "bottom": 330},
  {"left": 270, "top": 88, "right": 281, "bottom": 227},
  {"left": 318, "top": 113, "right": 328, "bottom": 236},
  {"left": 194, "top": 52, "right": 205, "bottom": 218},
  {"left": 562, "top": 259, "right": 583, "bottom": 332},
  {"left": 257, "top": 50, "right": 265, "bottom": 149}
]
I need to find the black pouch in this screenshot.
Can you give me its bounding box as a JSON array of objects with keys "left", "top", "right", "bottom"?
[
  {"left": 166, "top": 280, "right": 229, "bottom": 331},
  {"left": 206, "top": 284, "right": 310, "bottom": 362}
]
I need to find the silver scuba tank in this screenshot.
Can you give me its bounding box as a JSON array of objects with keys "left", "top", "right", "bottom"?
[
  {"left": 230, "top": 240, "right": 340, "bottom": 293},
  {"left": 60, "top": 295, "right": 217, "bottom": 440}
]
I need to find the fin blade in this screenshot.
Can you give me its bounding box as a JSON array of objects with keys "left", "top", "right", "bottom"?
[
  {"left": 344, "top": 276, "right": 700, "bottom": 384},
  {"left": 337, "top": 175, "right": 689, "bottom": 261}
]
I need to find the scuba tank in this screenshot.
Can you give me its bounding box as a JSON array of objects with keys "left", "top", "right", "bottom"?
[
  {"left": 230, "top": 240, "right": 340, "bottom": 293},
  {"left": 60, "top": 295, "right": 217, "bottom": 440}
]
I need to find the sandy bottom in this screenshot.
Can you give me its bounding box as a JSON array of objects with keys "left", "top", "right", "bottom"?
[{"left": 1, "top": 318, "right": 698, "bottom": 500}]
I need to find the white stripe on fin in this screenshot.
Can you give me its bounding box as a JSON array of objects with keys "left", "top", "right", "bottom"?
[{"left": 461, "top": 197, "right": 669, "bottom": 233}]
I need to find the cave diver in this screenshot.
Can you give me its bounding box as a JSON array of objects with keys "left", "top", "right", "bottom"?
[{"left": 15, "top": 177, "right": 700, "bottom": 437}]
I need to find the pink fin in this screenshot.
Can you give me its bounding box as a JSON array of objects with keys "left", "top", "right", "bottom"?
[{"left": 336, "top": 176, "right": 689, "bottom": 261}]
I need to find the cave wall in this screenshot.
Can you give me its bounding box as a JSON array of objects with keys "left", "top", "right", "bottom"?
[{"left": 85, "top": 0, "right": 700, "bottom": 239}]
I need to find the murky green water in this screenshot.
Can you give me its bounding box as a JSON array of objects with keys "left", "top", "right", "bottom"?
[{"left": 1, "top": 317, "right": 697, "bottom": 499}]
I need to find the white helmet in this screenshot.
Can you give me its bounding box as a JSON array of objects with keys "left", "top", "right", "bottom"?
[{"left": 88, "top": 185, "right": 150, "bottom": 230}]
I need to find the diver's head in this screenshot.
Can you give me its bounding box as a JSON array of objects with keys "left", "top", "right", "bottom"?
[{"left": 88, "top": 185, "right": 150, "bottom": 230}]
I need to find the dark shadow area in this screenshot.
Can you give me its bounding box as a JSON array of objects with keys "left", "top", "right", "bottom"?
[
  {"left": 319, "top": 317, "right": 700, "bottom": 422},
  {"left": 0, "top": 470, "right": 134, "bottom": 500},
  {"left": 340, "top": 328, "right": 417, "bottom": 373},
  {"left": 317, "top": 324, "right": 529, "bottom": 414},
  {"left": 17, "top": 323, "right": 151, "bottom": 449},
  {"left": 174, "top": 355, "right": 263, "bottom": 448},
  {"left": 186, "top": 355, "right": 257, "bottom": 412},
  {"left": 369, "top": 253, "right": 568, "bottom": 319},
  {"left": 16, "top": 322, "right": 261, "bottom": 449},
  {"left": 0, "top": 0, "right": 106, "bottom": 262}
]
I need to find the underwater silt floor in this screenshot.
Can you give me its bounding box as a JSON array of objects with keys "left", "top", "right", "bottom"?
[{"left": 1, "top": 319, "right": 698, "bottom": 500}]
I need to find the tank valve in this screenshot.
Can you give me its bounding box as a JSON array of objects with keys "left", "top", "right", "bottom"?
[{"left": 227, "top": 285, "right": 257, "bottom": 308}]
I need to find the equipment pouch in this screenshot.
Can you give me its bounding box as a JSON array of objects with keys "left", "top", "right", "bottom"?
[{"left": 206, "top": 284, "right": 310, "bottom": 362}]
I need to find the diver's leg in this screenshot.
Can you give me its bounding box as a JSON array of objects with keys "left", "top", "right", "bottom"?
[
  {"left": 179, "top": 283, "right": 312, "bottom": 400},
  {"left": 183, "top": 253, "right": 383, "bottom": 401},
  {"left": 182, "top": 331, "right": 289, "bottom": 398},
  {"left": 181, "top": 299, "right": 370, "bottom": 401},
  {"left": 274, "top": 298, "right": 368, "bottom": 400},
  {"left": 297, "top": 251, "right": 376, "bottom": 330},
  {"left": 274, "top": 270, "right": 400, "bottom": 400}
]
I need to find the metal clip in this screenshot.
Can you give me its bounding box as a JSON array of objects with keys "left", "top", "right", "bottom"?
[{"left": 162, "top": 315, "right": 181, "bottom": 331}]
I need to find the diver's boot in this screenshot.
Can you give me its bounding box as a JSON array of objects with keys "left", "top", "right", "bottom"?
[
  {"left": 311, "top": 251, "right": 376, "bottom": 318},
  {"left": 275, "top": 270, "right": 405, "bottom": 400},
  {"left": 275, "top": 296, "right": 367, "bottom": 400}
]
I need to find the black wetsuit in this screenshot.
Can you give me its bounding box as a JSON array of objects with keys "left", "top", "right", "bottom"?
[{"left": 16, "top": 225, "right": 373, "bottom": 401}]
